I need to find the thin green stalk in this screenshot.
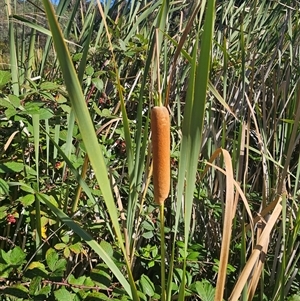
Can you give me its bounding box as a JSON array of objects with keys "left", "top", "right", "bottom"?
[
  {"left": 6, "top": 0, "right": 19, "bottom": 96},
  {"left": 32, "top": 114, "right": 42, "bottom": 259},
  {"left": 160, "top": 203, "right": 166, "bottom": 301},
  {"left": 280, "top": 193, "right": 287, "bottom": 301}
]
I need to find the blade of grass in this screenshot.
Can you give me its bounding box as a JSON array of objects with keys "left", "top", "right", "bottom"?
[
  {"left": 6, "top": 0, "right": 19, "bottom": 96},
  {"left": 40, "top": 1, "right": 138, "bottom": 299},
  {"left": 177, "top": 2, "right": 215, "bottom": 300}
]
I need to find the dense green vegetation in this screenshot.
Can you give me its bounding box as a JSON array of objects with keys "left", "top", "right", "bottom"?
[{"left": 0, "top": 0, "right": 300, "bottom": 300}]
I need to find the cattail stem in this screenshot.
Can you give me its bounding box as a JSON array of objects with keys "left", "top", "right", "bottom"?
[
  {"left": 151, "top": 106, "right": 170, "bottom": 205},
  {"left": 151, "top": 105, "right": 170, "bottom": 300},
  {"left": 160, "top": 203, "right": 166, "bottom": 301}
]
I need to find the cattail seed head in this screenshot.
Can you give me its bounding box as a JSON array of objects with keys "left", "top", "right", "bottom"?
[{"left": 151, "top": 106, "right": 170, "bottom": 205}]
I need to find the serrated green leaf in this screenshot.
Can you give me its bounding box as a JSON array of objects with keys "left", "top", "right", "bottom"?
[
  {"left": 84, "top": 276, "right": 94, "bottom": 287},
  {"left": 139, "top": 274, "right": 155, "bottom": 297},
  {"left": 190, "top": 280, "right": 215, "bottom": 301},
  {"left": 68, "top": 274, "right": 86, "bottom": 286},
  {"left": 46, "top": 248, "right": 58, "bottom": 272},
  {"left": 54, "top": 287, "right": 74, "bottom": 301},
  {"left": 9, "top": 246, "right": 26, "bottom": 266},
  {"left": 0, "top": 206, "right": 8, "bottom": 219}
]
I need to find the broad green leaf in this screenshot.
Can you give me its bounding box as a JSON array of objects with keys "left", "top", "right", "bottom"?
[
  {"left": 64, "top": 247, "right": 70, "bottom": 258},
  {"left": 0, "top": 162, "right": 24, "bottom": 173},
  {"left": 0, "top": 249, "right": 11, "bottom": 264},
  {"left": 4, "top": 108, "right": 17, "bottom": 119},
  {"left": 0, "top": 179, "right": 9, "bottom": 195},
  {"left": 142, "top": 231, "right": 154, "bottom": 239},
  {"left": 69, "top": 242, "right": 82, "bottom": 254},
  {"left": 55, "top": 258, "right": 67, "bottom": 272},
  {"left": 92, "top": 77, "right": 104, "bottom": 91},
  {"left": 37, "top": 285, "right": 51, "bottom": 297},
  {"left": 91, "top": 264, "right": 112, "bottom": 289},
  {"left": 99, "top": 240, "right": 114, "bottom": 258},
  {"left": 46, "top": 248, "right": 59, "bottom": 272},
  {"left": 54, "top": 287, "right": 74, "bottom": 301},
  {"left": 139, "top": 274, "right": 155, "bottom": 297},
  {"left": 141, "top": 220, "right": 155, "bottom": 231},
  {"left": 187, "top": 252, "right": 200, "bottom": 260},
  {"left": 0, "top": 70, "right": 11, "bottom": 89},
  {"left": 20, "top": 194, "right": 35, "bottom": 207},
  {"left": 54, "top": 243, "right": 67, "bottom": 250},
  {"left": 190, "top": 280, "right": 215, "bottom": 301},
  {"left": 25, "top": 262, "right": 48, "bottom": 278},
  {"left": 68, "top": 274, "right": 86, "bottom": 286},
  {"left": 0, "top": 263, "right": 13, "bottom": 278},
  {"left": 9, "top": 246, "right": 26, "bottom": 266}
]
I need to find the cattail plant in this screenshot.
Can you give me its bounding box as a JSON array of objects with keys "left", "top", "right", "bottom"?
[
  {"left": 151, "top": 105, "right": 170, "bottom": 205},
  {"left": 151, "top": 105, "right": 170, "bottom": 301}
]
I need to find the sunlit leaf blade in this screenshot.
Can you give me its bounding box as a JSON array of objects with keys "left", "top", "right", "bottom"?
[{"left": 40, "top": 0, "right": 136, "bottom": 298}]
